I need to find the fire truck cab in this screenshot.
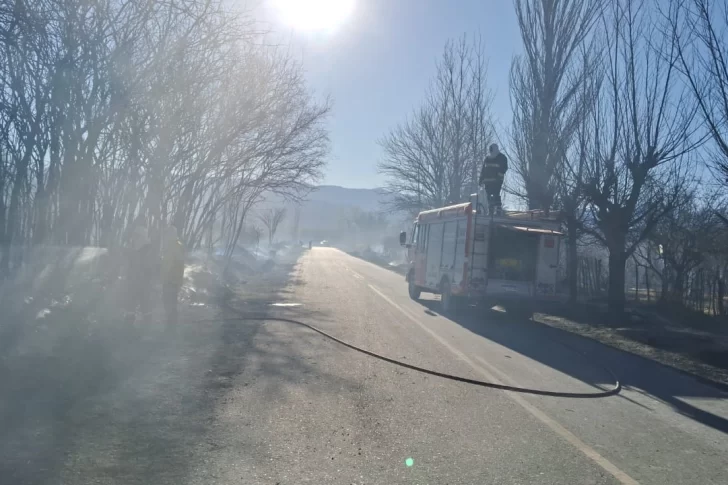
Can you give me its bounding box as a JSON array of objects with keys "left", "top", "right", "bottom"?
[{"left": 399, "top": 195, "right": 564, "bottom": 314}]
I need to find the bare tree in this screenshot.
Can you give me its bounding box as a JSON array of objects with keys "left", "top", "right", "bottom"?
[
  {"left": 0, "top": 0, "right": 329, "bottom": 275},
  {"left": 667, "top": 0, "right": 728, "bottom": 186},
  {"left": 259, "top": 208, "right": 287, "bottom": 245},
  {"left": 509, "top": 0, "right": 602, "bottom": 211},
  {"left": 636, "top": 197, "right": 719, "bottom": 304},
  {"left": 534, "top": 47, "right": 603, "bottom": 302},
  {"left": 249, "top": 224, "right": 263, "bottom": 249},
  {"left": 581, "top": 0, "right": 698, "bottom": 314},
  {"left": 378, "top": 35, "right": 493, "bottom": 215}
]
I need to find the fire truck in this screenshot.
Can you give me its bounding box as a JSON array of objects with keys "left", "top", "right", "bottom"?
[{"left": 399, "top": 194, "right": 564, "bottom": 314}]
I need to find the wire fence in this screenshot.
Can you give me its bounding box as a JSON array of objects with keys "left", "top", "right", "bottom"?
[{"left": 574, "top": 256, "right": 727, "bottom": 317}]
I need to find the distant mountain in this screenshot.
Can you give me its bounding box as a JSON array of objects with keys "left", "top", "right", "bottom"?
[
  {"left": 256, "top": 185, "right": 400, "bottom": 243},
  {"left": 305, "top": 185, "right": 389, "bottom": 213}
]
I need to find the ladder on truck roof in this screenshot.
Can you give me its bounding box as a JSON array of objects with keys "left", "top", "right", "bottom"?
[
  {"left": 499, "top": 209, "right": 562, "bottom": 222},
  {"left": 469, "top": 191, "right": 562, "bottom": 222}
]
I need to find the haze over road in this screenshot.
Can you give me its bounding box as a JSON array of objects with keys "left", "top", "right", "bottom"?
[
  {"left": 208, "top": 248, "right": 728, "bottom": 484},
  {"left": 3, "top": 247, "right": 728, "bottom": 484}
]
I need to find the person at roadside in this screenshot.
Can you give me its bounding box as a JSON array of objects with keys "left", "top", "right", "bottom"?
[
  {"left": 479, "top": 143, "right": 508, "bottom": 215},
  {"left": 161, "top": 224, "right": 185, "bottom": 327}
]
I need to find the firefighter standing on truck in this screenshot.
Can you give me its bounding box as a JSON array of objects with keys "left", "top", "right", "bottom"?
[{"left": 479, "top": 143, "right": 508, "bottom": 214}]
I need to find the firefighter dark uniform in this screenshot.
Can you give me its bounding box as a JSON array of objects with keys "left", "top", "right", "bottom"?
[{"left": 479, "top": 144, "right": 508, "bottom": 213}]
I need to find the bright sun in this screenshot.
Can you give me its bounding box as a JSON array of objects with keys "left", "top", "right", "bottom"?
[{"left": 272, "top": 0, "right": 355, "bottom": 32}]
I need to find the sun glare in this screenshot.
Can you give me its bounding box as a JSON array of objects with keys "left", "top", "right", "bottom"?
[{"left": 272, "top": 0, "right": 355, "bottom": 32}]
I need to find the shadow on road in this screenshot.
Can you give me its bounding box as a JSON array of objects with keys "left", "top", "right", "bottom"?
[{"left": 418, "top": 299, "right": 728, "bottom": 436}]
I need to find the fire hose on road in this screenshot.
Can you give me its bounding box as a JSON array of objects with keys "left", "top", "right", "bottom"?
[{"left": 197, "top": 302, "right": 622, "bottom": 399}]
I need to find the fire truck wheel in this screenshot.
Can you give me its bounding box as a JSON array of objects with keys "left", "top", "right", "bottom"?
[{"left": 408, "top": 276, "right": 421, "bottom": 300}]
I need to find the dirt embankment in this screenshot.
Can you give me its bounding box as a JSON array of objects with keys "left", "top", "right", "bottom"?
[{"left": 533, "top": 301, "right": 728, "bottom": 388}]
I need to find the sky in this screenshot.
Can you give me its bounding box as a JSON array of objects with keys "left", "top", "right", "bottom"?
[{"left": 245, "top": 0, "right": 523, "bottom": 189}]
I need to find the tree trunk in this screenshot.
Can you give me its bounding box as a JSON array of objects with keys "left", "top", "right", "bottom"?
[
  {"left": 34, "top": 187, "right": 49, "bottom": 245},
  {"left": 0, "top": 159, "right": 6, "bottom": 276},
  {"left": 3, "top": 164, "right": 27, "bottom": 271},
  {"left": 607, "top": 250, "right": 626, "bottom": 314},
  {"left": 697, "top": 271, "right": 705, "bottom": 313},
  {"left": 673, "top": 267, "right": 685, "bottom": 305},
  {"left": 718, "top": 274, "right": 725, "bottom": 316},
  {"left": 659, "top": 266, "right": 669, "bottom": 303},
  {"left": 100, "top": 201, "right": 114, "bottom": 248},
  {"left": 527, "top": 132, "right": 548, "bottom": 210}
]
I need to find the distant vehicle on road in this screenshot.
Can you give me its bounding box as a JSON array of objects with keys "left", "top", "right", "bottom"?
[{"left": 400, "top": 194, "right": 564, "bottom": 315}]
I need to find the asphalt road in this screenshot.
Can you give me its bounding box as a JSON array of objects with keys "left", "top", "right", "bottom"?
[
  {"left": 2, "top": 247, "right": 727, "bottom": 484},
  {"left": 210, "top": 247, "right": 727, "bottom": 485}
]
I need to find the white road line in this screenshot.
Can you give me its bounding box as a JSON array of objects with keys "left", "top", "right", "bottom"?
[
  {"left": 335, "top": 262, "right": 364, "bottom": 280},
  {"left": 367, "top": 283, "right": 639, "bottom": 485}
]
